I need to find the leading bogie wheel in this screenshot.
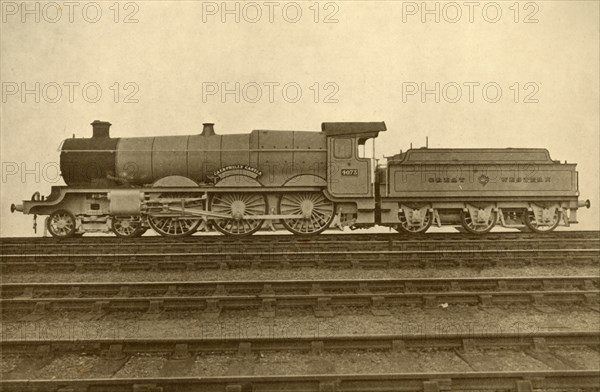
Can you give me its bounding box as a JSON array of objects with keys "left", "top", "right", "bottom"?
[
  {"left": 47, "top": 209, "right": 77, "bottom": 238},
  {"left": 279, "top": 192, "right": 335, "bottom": 235},
  {"left": 210, "top": 193, "right": 268, "bottom": 236},
  {"left": 112, "top": 216, "right": 144, "bottom": 238},
  {"left": 148, "top": 216, "right": 200, "bottom": 237}
]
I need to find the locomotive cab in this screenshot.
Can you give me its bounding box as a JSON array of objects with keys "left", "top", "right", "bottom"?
[
  {"left": 322, "top": 122, "right": 386, "bottom": 227},
  {"left": 322, "top": 122, "right": 385, "bottom": 198}
]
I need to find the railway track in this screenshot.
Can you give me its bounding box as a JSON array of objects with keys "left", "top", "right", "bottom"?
[
  {"left": 2, "top": 234, "right": 598, "bottom": 391},
  {"left": 3, "top": 231, "right": 597, "bottom": 271},
  {"left": 2, "top": 276, "right": 598, "bottom": 317},
  {"left": 2, "top": 371, "right": 598, "bottom": 392},
  {"left": 2, "top": 332, "right": 599, "bottom": 391},
  {"left": 3, "top": 276, "right": 598, "bottom": 298},
  {"left": 2, "top": 231, "right": 599, "bottom": 254},
  {"left": 3, "top": 330, "right": 598, "bottom": 357},
  {"left": 2, "top": 230, "right": 598, "bottom": 246},
  {"left": 2, "top": 248, "right": 597, "bottom": 272}
]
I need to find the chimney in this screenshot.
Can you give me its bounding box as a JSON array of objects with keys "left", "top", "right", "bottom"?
[
  {"left": 91, "top": 120, "right": 111, "bottom": 138},
  {"left": 202, "top": 123, "right": 215, "bottom": 136}
]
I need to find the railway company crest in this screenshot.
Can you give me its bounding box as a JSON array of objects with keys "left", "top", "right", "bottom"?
[{"left": 478, "top": 174, "right": 490, "bottom": 186}]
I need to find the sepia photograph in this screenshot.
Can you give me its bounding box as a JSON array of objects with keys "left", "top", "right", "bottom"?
[{"left": 1, "top": 0, "right": 599, "bottom": 390}]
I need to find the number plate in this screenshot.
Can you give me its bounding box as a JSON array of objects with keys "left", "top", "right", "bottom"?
[{"left": 341, "top": 169, "right": 358, "bottom": 176}]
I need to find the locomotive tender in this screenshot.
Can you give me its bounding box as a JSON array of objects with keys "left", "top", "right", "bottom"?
[{"left": 11, "top": 120, "right": 590, "bottom": 237}]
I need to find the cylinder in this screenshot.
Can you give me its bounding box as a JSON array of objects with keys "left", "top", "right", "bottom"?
[{"left": 109, "top": 190, "right": 143, "bottom": 215}]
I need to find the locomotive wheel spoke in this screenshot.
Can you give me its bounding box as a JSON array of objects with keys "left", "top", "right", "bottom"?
[
  {"left": 148, "top": 215, "right": 200, "bottom": 237},
  {"left": 47, "top": 209, "right": 77, "bottom": 238},
  {"left": 112, "top": 216, "right": 144, "bottom": 238},
  {"left": 279, "top": 192, "right": 334, "bottom": 235},
  {"left": 460, "top": 208, "right": 497, "bottom": 234},
  {"left": 395, "top": 207, "right": 433, "bottom": 234},
  {"left": 210, "top": 193, "right": 267, "bottom": 236},
  {"left": 523, "top": 208, "right": 561, "bottom": 233}
]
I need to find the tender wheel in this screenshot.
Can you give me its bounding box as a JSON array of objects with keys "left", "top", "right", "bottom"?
[
  {"left": 279, "top": 192, "right": 335, "bottom": 235},
  {"left": 395, "top": 207, "right": 432, "bottom": 234},
  {"left": 523, "top": 209, "right": 561, "bottom": 233},
  {"left": 460, "top": 208, "right": 497, "bottom": 234},
  {"left": 47, "top": 209, "right": 77, "bottom": 238},
  {"left": 112, "top": 216, "right": 144, "bottom": 238},
  {"left": 210, "top": 193, "right": 267, "bottom": 236},
  {"left": 148, "top": 216, "right": 200, "bottom": 237}
]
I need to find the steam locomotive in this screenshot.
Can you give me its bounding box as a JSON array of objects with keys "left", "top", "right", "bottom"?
[{"left": 10, "top": 120, "right": 590, "bottom": 237}]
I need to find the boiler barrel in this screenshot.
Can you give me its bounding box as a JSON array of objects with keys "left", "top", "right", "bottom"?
[
  {"left": 60, "top": 129, "right": 327, "bottom": 186},
  {"left": 114, "top": 134, "right": 251, "bottom": 185}
]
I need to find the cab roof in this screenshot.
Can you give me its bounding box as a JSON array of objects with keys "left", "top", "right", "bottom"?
[{"left": 321, "top": 122, "right": 386, "bottom": 140}]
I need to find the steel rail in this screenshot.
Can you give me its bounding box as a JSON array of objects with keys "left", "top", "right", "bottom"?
[
  {"left": 1, "top": 276, "right": 598, "bottom": 299},
  {"left": 2, "top": 290, "right": 597, "bottom": 316},
  {"left": 2, "top": 234, "right": 598, "bottom": 246},
  {"left": 1, "top": 239, "right": 598, "bottom": 257},
  {"left": 0, "top": 371, "right": 598, "bottom": 392},
  {"left": 2, "top": 248, "right": 598, "bottom": 260},
  {"left": 1, "top": 230, "right": 598, "bottom": 246},
  {"left": 0, "top": 234, "right": 600, "bottom": 249},
  {"left": 2, "top": 331, "right": 598, "bottom": 356},
  {"left": 1, "top": 248, "right": 597, "bottom": 272}
]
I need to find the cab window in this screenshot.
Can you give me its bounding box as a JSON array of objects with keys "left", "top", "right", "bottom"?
[{"left": 334, "top": 138, "right": 352, "bottom": 159}]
